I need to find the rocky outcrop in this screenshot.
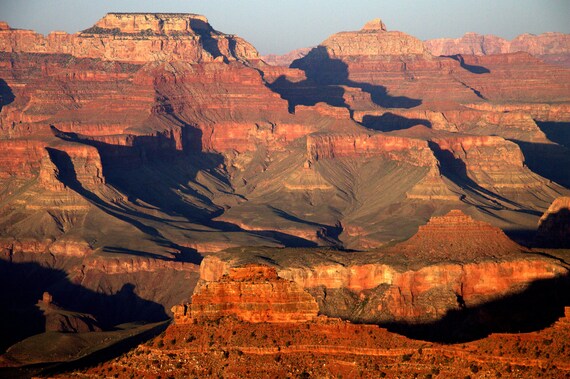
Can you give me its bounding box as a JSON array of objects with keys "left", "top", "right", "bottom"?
[
  {"left": 535, "top": 197, "right": 570, "bottom": 247},
  {"left": 184, "top": 264, "right": 318, "bottom": 323},
  {"left": 430, "top": 135, "right": 553, "bottom": 192},
  {"left": 320, "top": 19, "right": 428, "bottom": 57},
  {"left": 194, "top": 212, "right": 567, "bottom": 326},
  {"left": 464, "top": 102, "right": 570, "bottom": 122},
  {"left": 0, "top": 14, "right": 259, "bottom": 63},
  {"left": 197, "top": 241, "right": 568, "bottom": 325},
  {"left": 425, "top": 32, "right": 570, "bottom": 67},
  {"left": 0, "top": 139, "right": 46, "bottom": 178},
  {"left": 306, "top": 133, "right": 436, "bottom": 167},
  {"left": 388, "top": 210, "right": 526, "bottom": 260},
  {"left": 82, "top": 301, "right": 570, "bottom": 379},
  {"left": 37, "top": 292, "right": 101, "bottom": 333},
  {"left": 354, "top": 107, "right": 549, "bottom": 142}
]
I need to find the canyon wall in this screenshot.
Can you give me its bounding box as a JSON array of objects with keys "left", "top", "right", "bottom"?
[{"left": 425, "top": 32, "right": 570, "bottom": 67}]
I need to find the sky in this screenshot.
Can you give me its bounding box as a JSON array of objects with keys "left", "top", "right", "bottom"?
[{"left": 1, "top": 0, "right": 569, "bottom": 55}]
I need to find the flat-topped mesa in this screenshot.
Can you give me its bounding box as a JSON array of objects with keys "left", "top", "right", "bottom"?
[
  {"left": 91, "top": 13, "right": 211, "bottom": 35},
  {"left": 319, "top": 18, "right": 428, "bottom": 57},
  {"left": 392, "top": 210, "right": 526, "bottom": 260},
  {"left": 0, "top": 13, "right": 260, "bottom": 63}
]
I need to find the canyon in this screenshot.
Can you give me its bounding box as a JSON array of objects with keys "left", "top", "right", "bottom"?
[{"left": 0, "top": 12, "right": 569, "bottom": 378}]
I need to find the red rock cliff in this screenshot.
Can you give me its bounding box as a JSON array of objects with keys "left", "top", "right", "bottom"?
[
  {"left": 187, "top": 264, "right": 318, "bottom": 323},
  {"left": 306, "top": 133, "right": 436, "bottom": 167}
]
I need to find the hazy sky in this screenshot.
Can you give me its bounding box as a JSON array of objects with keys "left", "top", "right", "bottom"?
[{"left": 1, "top": 0, "right": 569, "bottom": 55}]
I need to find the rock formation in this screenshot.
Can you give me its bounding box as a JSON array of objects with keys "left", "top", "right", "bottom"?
[
  {"left": 319, "top": 18, "right": 427, "bottom": 57},
  {"left": 0, "top": 14, "right": 259, "bottom": 63},
  {"left": 425, "top": 32, "right": 570, "bottom": 67},
  {"left": 37, "top": 292, "right": 102, "bottom": 333},
  {"left": 63, "top": 303, "right": 570, "bottom": 378},
  {"left": 388, "top": 210, "right": 526, "bottom": 260},
  {"left": 176, "top": 264, "right": 318, "bottom": 323},
  {"left": 1, "top": 14, "right": 568, "bottom": 255},
  {"left": 535, "top": 197, "right": 570, "bottom": 247},
  {"left": 194, "top": 210, "right": 568, "bottom": 325}
]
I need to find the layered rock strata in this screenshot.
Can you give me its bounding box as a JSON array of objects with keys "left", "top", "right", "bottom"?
[
  {"left": 425, "top": 32, "right": 570, "bottom": 67},
  {"left": 0, "top": 13, "right": 259, "bottom": 63},
  {"left": 178, "top": 264, "right": 318, "bottom": 323},
  {"left": 193, "top": 211, "right": 568, "bottom": 325}
]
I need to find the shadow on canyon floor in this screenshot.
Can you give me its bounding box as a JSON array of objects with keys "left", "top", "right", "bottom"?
[
  {"left": 512, "top": 139, "right": 570, "bottom": 188},
  {"left": 534, "top": 208, "right": 570, "bottom": 248},
  {"left": 267, "top": 46, "right": 422, "bottom": 113},
  {"left": 0, "top": 260, "right": 167, "bottom": 353},
  {"left": 384, "top": 272, "right": 570, "bottom": 343},
  {"left": 446, "top": 55, "right": 491, "bottom": 75},
  {"left": 360, "top": 112, "right": 432, "bottom": 132},
  {"left": 49, "top": 127, "right": 322, "bottom": 250},
  {"left": 428, "top": 141, "right": 541, "bottom": 217},
  {"left": 535, "top": 121, "right": 570, "bottom": 149},
  {"left": 46, "top": 146, "right": 203, "bottom": 264}
]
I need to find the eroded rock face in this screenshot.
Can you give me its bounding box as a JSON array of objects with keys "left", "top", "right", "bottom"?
[
  {"left": 389, "top": 210, "right": 527, "bottom": 260},
  {"left": 425, "top": 32, "right": 570, "bottom": 67},
  {"left": 198, "top": 211, "right": 568, "bottom": 325},
  {"left": 430, "top": 135, "right": 553, "bottom": 193},
  {"left": 321, "top": 19, "right": 427, "bottom": 57},
  {"left": 306, "top": 133, "right": 436, "bottom": 167},
  {"left": 536, "top": 197, "right": 570, "bottom": 247},
  {"left": 197, "top": 251, "right": 567, "bottom": 326},
  {"left": 0, "top": 14, "right": 259, "bottom": 63},
  {"left": 186, "top": 264, "right": 318, "bottom": 323}
]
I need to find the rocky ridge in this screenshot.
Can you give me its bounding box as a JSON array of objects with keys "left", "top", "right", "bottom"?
[
  {"left": 189, "top": 211, "right": 568, "bottom": 327},
  {"left": 0, "top": 13, "right": 259, "bottom": 63},
  {"left": 425, "top": 32, "right": 570, "bottom": 67}
]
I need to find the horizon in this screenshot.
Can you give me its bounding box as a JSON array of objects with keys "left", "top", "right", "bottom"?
[{"left": 1, "top": 0, "right": 569, "bottom": 55}]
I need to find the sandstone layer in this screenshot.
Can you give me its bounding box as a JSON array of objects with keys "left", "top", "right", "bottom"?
[{"left": 175, "top": 265, "right": 318, "bottom": 323}]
